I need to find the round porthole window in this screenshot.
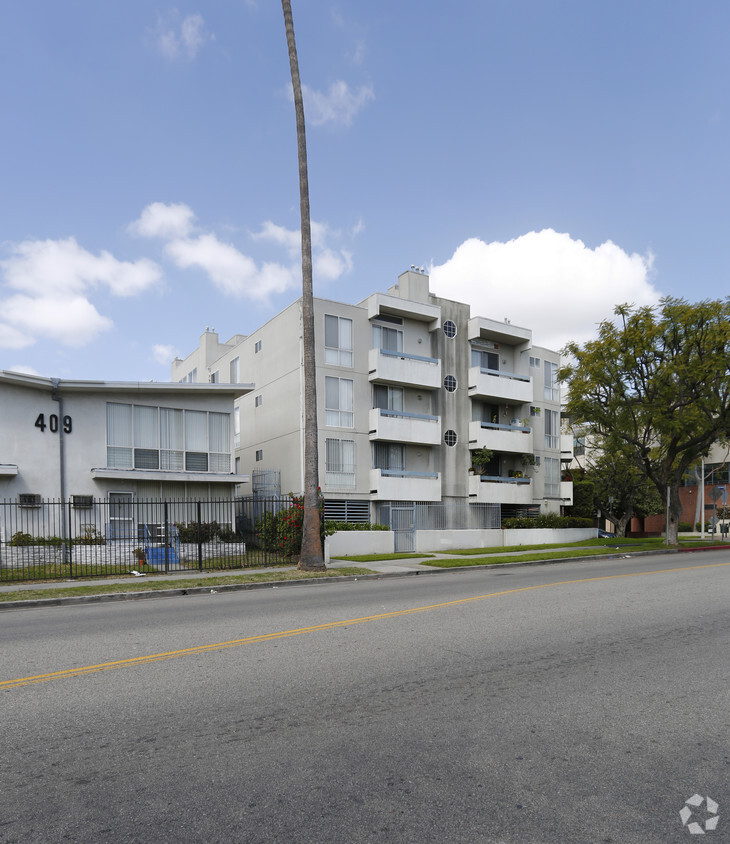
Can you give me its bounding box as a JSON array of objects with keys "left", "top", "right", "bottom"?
[
  {"left": 444, "top": 429, "right": 457, "bottom": 447},
  {"left": 443, "top": 320, "right": 457, "bottom": 338},
  {"left": 444, "top": 375, "right": 457, "bottom": 392}
]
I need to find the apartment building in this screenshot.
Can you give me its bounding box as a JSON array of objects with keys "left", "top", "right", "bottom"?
[
  {"left": 0, "top": 371, "right": 250, "bottom": 504},
  {"left": 173, "top": 269, "right": 573, "bottom": 538}
]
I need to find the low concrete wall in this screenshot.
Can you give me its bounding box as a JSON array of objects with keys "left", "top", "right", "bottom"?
[
  {"left": 415, "top": 530, "right": 504, "bottom": 552},
  {"left": 325, "top": 531, "right": 395, "bottom": 561},
  {"left": 415, "top": 527, "right": 595, "bottom": 553},
  {"left": 327, "top": 527, "right": 595, "bottom": 559}
]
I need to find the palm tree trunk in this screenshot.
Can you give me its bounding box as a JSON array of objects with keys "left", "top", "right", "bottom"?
[{"left": 281, "top": 0, "right": 325, "bottom": 571}]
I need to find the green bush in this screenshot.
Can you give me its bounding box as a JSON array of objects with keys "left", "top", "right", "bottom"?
[
  {"left": 678, "top": 522, "right": 693, "bottom": 532},
  {"left": 9, "top": 531, "right": 33, "bottom": 546},
  {"left": 323, "top": 521, "right": 388, "bottom": 533},
  {"left": 502, "top": 515, "right": 594, "bottom": 530},
  {"left": 175, "top": 521, "right": 220, "bottom": 543}
]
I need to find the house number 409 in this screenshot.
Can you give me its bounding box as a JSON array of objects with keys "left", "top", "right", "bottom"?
[{"left": 35, "top": 413, "right": 72, "bottom": 434}]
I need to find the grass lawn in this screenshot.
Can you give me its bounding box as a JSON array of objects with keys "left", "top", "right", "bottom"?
[
  {"left": 330, "top": 552, "right": 434, "bottom": 563},
  {"left": 0, "top": 567, "right": 376, "bottom": 603},
  {"left": 422, "top": 548, "right": 633, "bottom": 568}
]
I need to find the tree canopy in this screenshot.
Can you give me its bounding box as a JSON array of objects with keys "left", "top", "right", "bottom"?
[{"left": 561, "top": 297, "right": 730, "bottom": 544}]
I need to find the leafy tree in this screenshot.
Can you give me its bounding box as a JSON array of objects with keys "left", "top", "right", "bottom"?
[
  {"left": 561, "top": 298, "right": 730, "bottom": 544},
  {"left": 570, "top": 477, "right": 595, "bottom": 520},
  {"left": 586, "top": 438, "right": 663, "bottom": 536},
  {"left": 281, "top": 0, "right": 325, "bottom": 571}
]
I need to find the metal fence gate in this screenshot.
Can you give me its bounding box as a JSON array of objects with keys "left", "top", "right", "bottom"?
[{"left": 391, "top": 505, "right": 415, "bottom": 552}]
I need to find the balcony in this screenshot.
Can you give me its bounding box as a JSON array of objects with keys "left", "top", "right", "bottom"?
[
  {"left": 560, "top": 481, "right": 574, "bottom": 505},
  {"left": 469, "top": 421, "right": 533, "bottom": 455},
  {"left": 369, "top": 469, "right": 441, "bottom": 501},
  {"left": 468, "top": 316, "right": 532, "bottom": 346},
  {"left": 369, "top": 348, "right": 441, "bottom": 389},
  {"left": 560, "top": 433, "right": 574, "bottom": 462},
  {"left": 468, "top": 474, "right": 533, "bottom": 505},
  {"left": 369, "top": 408, "right": 441, "bottom": 445},
  {"left": 468, "top": 366, "right": 532, "bottom": 403}
]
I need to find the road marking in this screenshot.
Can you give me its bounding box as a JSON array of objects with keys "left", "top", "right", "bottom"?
[{"left": 2, "top": 560, "right": 728, "bottom": 690}]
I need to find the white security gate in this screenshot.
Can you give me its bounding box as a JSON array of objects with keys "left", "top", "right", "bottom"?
[{"left": 391, "top": 505, "right": 415, "bottom": 552}]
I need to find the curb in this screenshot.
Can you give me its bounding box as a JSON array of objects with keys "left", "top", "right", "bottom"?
[{"left": 1, "top": 544, "right": 727, "bottom": 611}]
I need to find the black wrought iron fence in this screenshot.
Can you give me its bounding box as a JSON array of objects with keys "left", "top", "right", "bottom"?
[{"left": 0, "top": 497, "right": 295, "bottom": 582}]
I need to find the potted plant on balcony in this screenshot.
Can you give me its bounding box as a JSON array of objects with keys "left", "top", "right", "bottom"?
[{"left": 471, "top": 447, "right": 494, "bottom": 476}]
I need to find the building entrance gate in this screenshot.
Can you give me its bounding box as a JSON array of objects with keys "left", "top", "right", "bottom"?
[{"left": 391, "top": 505, "right": 415, "bottom": 552}]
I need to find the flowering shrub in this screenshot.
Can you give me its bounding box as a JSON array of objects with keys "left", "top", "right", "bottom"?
[{"left": 255, "top": 493, "right": 325, "bottom": 557}]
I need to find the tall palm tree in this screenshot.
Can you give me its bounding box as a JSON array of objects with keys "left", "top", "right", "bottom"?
[{"left": 281, "top": 0, "right": 325, "bottom": 571}]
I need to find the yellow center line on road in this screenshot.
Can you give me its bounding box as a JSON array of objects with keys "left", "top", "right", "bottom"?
[{"left": 2, "top": 560, "right": 728, "bottom": 690}]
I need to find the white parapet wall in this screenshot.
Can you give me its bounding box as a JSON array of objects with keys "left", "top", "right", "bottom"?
[
  {"left": 325, "top": 531, "right": 395, "bottom": 562},
  {"left": 326, "top": 527, "right": 595, "bottom": 560},
  {"left": 415, "top": 527, "right": 595, "bottom": 553}
]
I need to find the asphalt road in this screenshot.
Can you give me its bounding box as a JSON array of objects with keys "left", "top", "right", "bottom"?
[{"left": 1, "top": 552, "right": 728, "bottom": 843}]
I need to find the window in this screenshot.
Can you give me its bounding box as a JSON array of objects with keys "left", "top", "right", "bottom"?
[
  {"left": 443, "top": 375, "right": 457, "bottom": 392},
  {"left": 530, "top": 356, "right": 541, "bottom": 368},
  {"left": 234, "top": 407, "right": 240, "bottom": 448},
  {"left": 134, "top": 405, "right": 159, "bottom": 469},
  {"left": 530, "top": 406, "right": 541, "bottom": 417},
  {"left": 107, "top": 403, "right": 230, "bottom": 474},
  {"left": 235, "top": 457, "right": 241, "bottom": 474},
  {"left": 443, "top": 320, "right": 457, "bottom": 338},
  {"left": 18, "top": 493, "right": 41, "bottom": 507},
  {"left": 444, "top": 430, "right": 457, "bottom": 447},
  {"left": 254, "top": 340, "right": 262, "bottom": 354},
  {"left": 230, "top": 357, "right": 239, "bottom": 383},
  {"left": 254, "top": 394, "right": 263, "bottom": 407},
  {"left": 545, "top": 409, "right": 560, "bottom": 449},
  {"left": 325, "top": 377, "right": 353, "bottom": 427},
  {"left": 255, "top": 450, "right": 263, "bottom": 462},
  {"left": 188, "top": 368, "right": 197, "bottom": 383},
  {"left": 372, "top": 322, "right": 403, "bottom": 353},
  {"left": 373, "top": 443, "right": 405, "bottom": 471},
  {"left": 472, "top": 348, "right": 499, "bottom": 371},
  {"left": 210, "top": 371, "right": 219, "bottom": 383},
  {"left": 545, "top": 457, "right": 560, "bottom": 497},
  {"left": 373, "top": 384, "right": 403, "bottom": 412},
  {"left": 325, "top": 438, "right": 356, "bottom": 488},
  {"left": 325, "top": 315, "right": 353, "bottom": 366},
  {"left": 544, "top": 360, "right": 559, "bottom": 401}
]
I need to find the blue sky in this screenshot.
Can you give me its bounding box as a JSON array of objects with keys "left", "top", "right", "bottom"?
[{"left": 2, "top": 1, "right": 729, "bottom": 381}]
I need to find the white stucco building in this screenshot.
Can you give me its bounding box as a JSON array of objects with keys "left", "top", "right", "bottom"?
[
  {"left": 174, "top": 269, "right": 573, "bottom": 544},
  {"left": 0, "top": 372, "right": 251, "bottom": 511}
]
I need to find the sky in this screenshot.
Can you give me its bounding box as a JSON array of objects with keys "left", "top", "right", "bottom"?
[{"left": 1, "top": 1, "right": 729, "bottom": 381}]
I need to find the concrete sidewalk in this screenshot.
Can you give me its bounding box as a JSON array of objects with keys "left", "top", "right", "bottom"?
[{"left": 0, "top": 542, "right": 669, "bottom": 596}]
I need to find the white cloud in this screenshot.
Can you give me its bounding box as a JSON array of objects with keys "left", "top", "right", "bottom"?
[
  {"left": 430, "top": 230, "right": 659, "bottom": 351},
  {"left": 2, "top": 294, "right": 113, "bottom": 347},
  {"left": 7, "top": 364, "right": 41, "bottom": 376},
  {"left": 0, "top": 237, "right": 161, "bottom": 349},
  {"left": 0, "top": 322, "right": 33, "bottom": 349},
  {"left": 300, "top": 81, "right": 374, "bottom": 127},
  {"left": 151, "top": 344, "right": 179, "bottom": 365},
  {"left": 156, "top": 13, "right": 213, "bottom": 60},
  {"left": 253, "top": 220, "right": 300, "bottom": 257},
  {"left": 315, "top": 248, "right": 352, "bottom": 281},
  {"left": 129, "top": 202, "right": 196, "bottom": 240},
  {"left": 165, "top": 234, "right": 295, "bottom": 300},
  {"left": 1, "top": 237, "right": 161, "bottom": 298}
]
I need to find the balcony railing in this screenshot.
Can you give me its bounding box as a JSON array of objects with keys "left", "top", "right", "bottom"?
[
  {"left": 468, "top": 474, "right": 533, "bottom": 504},
  {"left": 468, "top": 366, "right": 533, "bottom": 402},
  {"left": 469, "top": 421, "right": 533, "bottom": 455},
  {"left": 369, "top": 468, "right": 441, "bottom": 501},
  {"left": 369, "top": 348, "right": 441, "bottom": 389},
  {"left": 370, "top": 408, "right": 441, "bottom": 445}
]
